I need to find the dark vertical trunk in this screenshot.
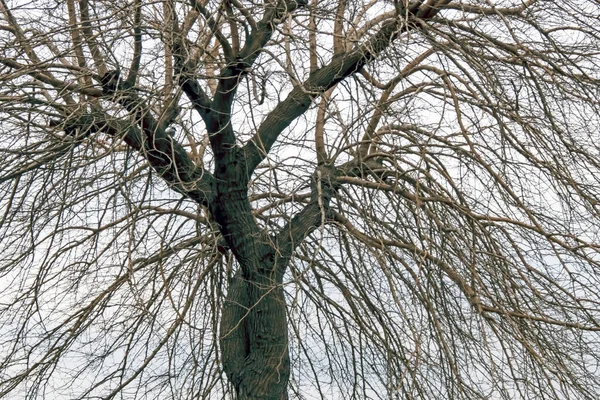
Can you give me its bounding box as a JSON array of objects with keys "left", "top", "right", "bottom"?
[
  {"left": 213, "top": 161, "right": 343, "bottom": 399},
  {"left": 220, "top": 270, "right": 290, "bottom": 399},
  {"left": 212, "top": 148, "right": 290, "bottom": 399}
]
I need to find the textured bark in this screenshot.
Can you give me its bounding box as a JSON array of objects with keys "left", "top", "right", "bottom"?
[
  {"left": 201, "top": 134, "right": 287, "bottom": 399},
  {"left": 216, "top": 164, "right": 346, "bottom": 399},
  {"left": 210, "top": 145, "right": 291, "bottom": 399},
  {"left": 220, "top": 271, "right": 290, "bottom": 400}
]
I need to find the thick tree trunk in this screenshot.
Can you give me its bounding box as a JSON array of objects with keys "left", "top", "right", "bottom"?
[
  {"left": 213, "top": 160, "right": 345, "bottom": 399},
  {"left": 220, "top": 270, "right": 290, "bottom": 399},
  {"left": 211, "top": 148, "right": 291, "bottom": 399}
]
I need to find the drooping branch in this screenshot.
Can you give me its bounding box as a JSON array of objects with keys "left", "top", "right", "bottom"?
[
  {"left": 254, "top": 3, "right": 455, "bottom": 267},
  {"left": 358, "top": 48, "right": 436, "bottom": 158},
  {"left": 0, "top": 57, "right": 103, "bottom": 98},
  {"left": 0, "top": 0, "right": 76, "bottom": 106},
  {"left": 0, "top": 119, "right": 94, "bottom": 185}
]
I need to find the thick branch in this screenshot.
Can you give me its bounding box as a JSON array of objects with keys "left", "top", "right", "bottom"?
[
  {"left": 171, "top": 32, "right": 214, "bottom": 126},
  {"left": 240, "top": 1, "right": 455, "bottom": 174},
  {"left": 243, "top": 19, "right": 405, "bottom": 173},
  {"left": 175, "top": 2, "right": 310, "bottom": 280},
  {"left": 109, "top": 124, "right": 214, "bottom": 206},
  {"left": 273, "top": 154, "right": 392, "bottom": 269},
  {"left": 189, "top": 0, "right": 234, "bottom": 61},
  {"left": 78, "top": 0, "right": 107, "bottom": 75},
  {"left": 99, "top": 75, "right": 215, "bottom": 205},
  {"left": 275, "top": 164, "right": 340, "bottom": 268},
  {"left": 125, "top": 0, "right": 142, "bottom": 86}
]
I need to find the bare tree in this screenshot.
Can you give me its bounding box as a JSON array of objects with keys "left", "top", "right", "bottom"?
[{"left": 1, "top": 0, "right": 600, "bottom": 398}]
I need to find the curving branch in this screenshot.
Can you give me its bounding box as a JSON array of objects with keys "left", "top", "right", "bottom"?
[
  {"left": 189, "top": 0, "right": 234, "bottom": 62},
  {"left": 208, "top": 0, "right": 307, "bottom": 154},
  {"left": 275, "top": 164, "right": 340, "bottom": 268},
  {"left": 242, "top": 0, "right": 455, "bottom": 174},
  {"left": 98, "top": 74, "right": 215, "bottom": 205},
  {"left": 169, "top": 14, "right": 214, "bottom": 128}
]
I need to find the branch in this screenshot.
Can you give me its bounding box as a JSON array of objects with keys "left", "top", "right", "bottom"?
[
  {"left": 225, "top": 0, "right": 240, "bottom": 54},
  {"left": 273, "top": 144, "right": 407, "bottom": 265},
  {"left": 0, "top": 0, "right": 76, "bottom": 105},
  {"left": 314, "top": 0, "right": 346, "bottom": 164},
  {"left": 358, "top": 48, "right": 436, "bottom": 158},
  {"left": 0, "top": 119, "right": 94, "bottom": 185},
  {"left": 78, "top": 0, "right": 107, "bottom": 75},
  {"left": 275, "top": 164, "right": 340, "bottom": 267},
  {"left": 229, "top": 0, "right": 257, "bottom": 31},
  {"left": 171, "top": 31, "right": 214, "bottom": 125},
  {"left": 208, "top": 0, "right": 307, "bottom": 153},
  {"left": 242, "top": 0, "right": 453, "bottom": 173},
  {"left": 125, "top": 0, "right": 142, "bottom": 87},
  {"left": 0, "top": 57, "right": 103, "bottom": 98},
  {"left": 99, "top": 73, "right": 215, "bottom": 205},
  {"left": 66, "top": 0, "right": 92, "bottom": 87},
  {"left": 242, "top": 19, "right": 404, "bottom": 173},
  {"left": 416, "top": 0, "right": 453, "bottom": 18},
  {"left": 189, "top": 0, "right": 234, "bottom": 61},
  {"left": 443, "top": 0, "right": 536, "bottom": 16}
]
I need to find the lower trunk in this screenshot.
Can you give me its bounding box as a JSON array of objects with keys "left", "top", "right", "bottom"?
[{"left": 220, "top": 268, "right": 290, "bottom": 399}]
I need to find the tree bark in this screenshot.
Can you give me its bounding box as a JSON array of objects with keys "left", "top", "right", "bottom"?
[
  {"left": 220, "top": 270, "right": 290, "bottom": 400},
  {"left": 210, "top": 145, "right": 291, "bottom": 399}
]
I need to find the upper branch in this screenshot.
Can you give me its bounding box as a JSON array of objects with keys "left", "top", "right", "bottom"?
[
  {"left": 443, "top": 0, "right": 535, "bottom": 16},
  {"left": 169, "top": 15, "right": 214, "bottom": 125},
  {"left": 267, "top": 2, "right": 455, "bottom": 262},
  {"left": 189, "top": 0, "right": 234, "bottom": 61},
  {"left": 242, "top": 18, "right": 404, "bottom": 173},
  {"left": 208, "top": 0, "right": 307, "bottom": 150},
  {"left": 78, "top": 0, "right": 107, "bottom": 75},
  {"left": 242, "top": 0, "right": 452, "bottom": 174},
  {"left": 125, "top": 0, "right": 142, "bottom": 87}
]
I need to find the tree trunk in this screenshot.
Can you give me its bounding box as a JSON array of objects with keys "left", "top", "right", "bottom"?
[
  {"left": 220, "top": 269, "right": 290, "bottom": 399},
  {"left": 211, "top": 148, "right": 291, "bottom": 399}
]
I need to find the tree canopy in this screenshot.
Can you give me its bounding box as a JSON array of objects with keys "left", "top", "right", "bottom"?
[{"left": 2, "top": 0, "right": 600, "bottom": 398}]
